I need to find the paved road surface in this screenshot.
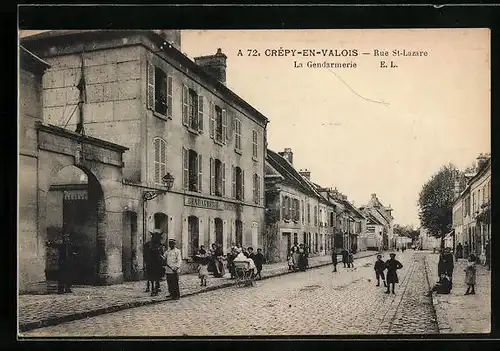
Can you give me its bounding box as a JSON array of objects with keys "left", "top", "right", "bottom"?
[{"left": 23, "top": 251, "right": 439, "bottom": 336}]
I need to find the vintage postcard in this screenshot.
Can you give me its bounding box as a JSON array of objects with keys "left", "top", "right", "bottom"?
[{"left": 18, "top": 28, "right": 490, "bottom": 337}]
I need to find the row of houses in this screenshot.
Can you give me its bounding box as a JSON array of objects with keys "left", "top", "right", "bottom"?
[
  {"left": 18, "top": 30, "right": 395, "bottom": 292},
  {"left": 451, "top": 154, "right": 491, "bottom": 264}
]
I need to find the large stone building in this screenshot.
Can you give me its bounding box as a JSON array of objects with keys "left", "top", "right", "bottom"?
[
  {"left": 20, "top": 30, "right": 269, "bottom": 287},
  {"left": 264, "top": 149, "right": 333, "bottom": 262},
  {"left": 453, "top": 154, "right": 491, "bottom": 263},
  {"left": 359, "top": 194, "right": 394, "bottom": 250}
]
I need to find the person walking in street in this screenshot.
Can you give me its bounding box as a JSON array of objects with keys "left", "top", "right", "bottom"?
[
  {"left": 456, "top": 242, "right": 463, "bottom": 260},
  {"left": 291, "top": 240, "right": 300, "bottom": 272},
  {"left": 331, "top": 248, "right": 338, "bottom": 272},
  {"left": 298, "top": 244, "right": 307, "bottom": 271},
  {"left": 341, "top": 248, "right": 349, "bottom": 268},
  {"left": 164, "top": 238, "right": 182, "bottom": 300},
  {"left": 348, "top": 250, "right": 354, "bottom": 268},
  {"left": 464, "top": 254, "right": 477, "bottom": 295},
  {"left": 385, "top": 253, "right": 403, "bottom": 294},
  {"left": 374, "top": 254, "right": 387, "bottom": 287},
  {"left": 464, "top": 242, "right": 470, "bottom": 259},
  {"left": 253, "top": 248, "right": 265, "bottom": 280},
  {"left": 195, "top": 245, "right": 210, "bottom": 287}
]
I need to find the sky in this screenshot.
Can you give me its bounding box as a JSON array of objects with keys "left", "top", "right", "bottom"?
[
  {"left": 180, "top": 29, "right": 490, "bottom": 227},
  {"left": 19, "top": 29, "right": 490, "bottom": 227}
]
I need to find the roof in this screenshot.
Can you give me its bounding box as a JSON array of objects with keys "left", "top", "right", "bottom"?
[
  {"left": 266, "top": 149, "right": 318, "bottom": 198},
  {"left": 365, "top": 212, "right": 384, "bottom": 226},
  {"left": 21, "top": 30, "right": 269, "bottom": 125},
  {"left": 264, "top": 161, "right": 283, "bottom": 179},
  {"left": 19, "top": 45, "right": 50, "bottom": 73}
]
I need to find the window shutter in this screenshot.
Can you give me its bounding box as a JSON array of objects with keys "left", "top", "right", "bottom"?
[
  {"left": 197, "top": 154, "right": 203, "bottom": 192},
  {"left": 281, "top": 196, "right": 286, "bottom": 219},
  {"left": 222, "top": 162, "right": 226, "bottom": 196},
  {"left": 154, "top": 138, "right": 160, "bottom": 184},
  {"left": 166, "top": 75, "right": 173, "bottom": 118},
  {"left": 147, "top": 62, "right": 155, "bottom": 110},
  {"left": 222, "top": 109, "right": 227, "bottom": 143},
  {"left": 160, "top": 139, "right": 166, "bottom": 181},
  {"left": 209, "top": 102, "right": 215, "bottom": 139},
  {"left": 241, "top": 170, "right": 245, "bottom": 201},
  {"left": 232, "top": 166, "right": 236, "bottom": 198},
  {"left": 197, "top": 95, "right": 204, "bottom": 133},
  {"left": 182, "top": 147, "right": 189, "bottom": 190},
  {"left": 210, "top": 158, "right": 215, "bottom": 195},
  {"left": 182, "top": 85, "right": 189, "bottom": 126}
]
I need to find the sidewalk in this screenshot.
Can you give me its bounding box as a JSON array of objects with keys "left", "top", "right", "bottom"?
[
  {"left": 19, "top": 250, "right": 377, "bottom": 333},
  {"left": 425, "top": 253, "right": 491, "bottom": 334}
]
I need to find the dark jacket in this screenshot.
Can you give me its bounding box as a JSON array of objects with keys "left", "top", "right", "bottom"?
[
  {"left": 385, "top": 258, "right": 403, "bottom": 283},
  {"left": 332, "top": 251, "right": 338, "bottom": 265},
  {"left": 374, "top": 259, "right": 385, "bottom": 272},
  {"left": 253, "top": 253, "right": 265, "bottom": 268},
  {"left": 438, "top": 252, "right": 454, "bottom": 276},
  {"left": 341, "top": 249, "right": 349, "bottom": 263}
]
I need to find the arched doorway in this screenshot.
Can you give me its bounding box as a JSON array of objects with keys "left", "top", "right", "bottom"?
[
  {"left": 45, "top": 165, "right": 104, "bottom": 285},
  {"left": 154, "top": 212, "right": 169, "bottom": 243}
]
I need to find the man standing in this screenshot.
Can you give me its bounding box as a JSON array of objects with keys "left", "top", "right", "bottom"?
[
  {"left": 253, "top": 248, "right": 265, "bottom": 280},
  {"left": 164, "top": 238, "right": 182, "bottom": 300},
  {"left": 341, "top": 248, "right": 349, "bottom": 268},
  {"left": 331, "top": 247, "right": 338, "bottom": 272},
  {"left": 47, "top": 233, "right": 77, "bottom": 294}
]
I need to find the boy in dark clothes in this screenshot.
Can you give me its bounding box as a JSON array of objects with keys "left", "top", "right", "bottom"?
[
  {"left": 253, "top": 248, "right": 265, "bottom": 280},
  {"left": 374, "top": 254, "right": 387, "bottom": 287}
]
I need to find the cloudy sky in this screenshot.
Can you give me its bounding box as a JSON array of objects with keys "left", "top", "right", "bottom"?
[
  {"left": 181, "top": 29, "right": 490, "bottom": 226},
  {"left": 20, "top": 29, "right": 490, "bottom": 226}
]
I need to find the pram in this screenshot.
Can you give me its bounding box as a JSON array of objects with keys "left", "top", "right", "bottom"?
[{"left": 233, "top": 261, "right": 255, "bottom": 287}]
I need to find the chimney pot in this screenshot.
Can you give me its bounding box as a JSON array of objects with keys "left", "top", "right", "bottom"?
[{"left": 194, "top": 49, "right": 227, "bottom": 84}]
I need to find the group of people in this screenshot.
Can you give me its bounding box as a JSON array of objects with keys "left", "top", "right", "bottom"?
[
  {"left": 427, "top": 247, "right": 477, "bottom": 296},
  {"left": 287, "top": 241, "right": 309, "bottom": 272},
  {"left": 330, "top": 248, "right": 355, "bottom": 272},
  {"left": 373, "top": 253, "right": 404, "bottom": 294},
  {"left": 143, "top": 231, "right": 182, "bottom": 299},
  {"left": 195, "top": 243, "right": 265, "bottom": 286}
]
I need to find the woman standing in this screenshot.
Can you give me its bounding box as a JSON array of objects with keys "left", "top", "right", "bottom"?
[
  {"left": 385, "top": 253, "right": 403, "bottom": 294},
  {"left": 464, "top": 254, "right": 477, "bottom": 295}
]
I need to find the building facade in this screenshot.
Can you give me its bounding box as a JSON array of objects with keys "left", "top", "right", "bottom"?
[
  {"left": 453, "top": 154, "right": 491, "bottom": 263},
  {"left": 359, "top": 194, "right": 394, "bottom": 251},
  {"left": 264, "top": 149, "right": 331, "bottom": 263},
  {"left": 21, "top": 30, "right": 268, "bottom": 278}
]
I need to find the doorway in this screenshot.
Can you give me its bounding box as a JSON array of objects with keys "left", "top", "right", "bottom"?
[
  {"left": 281, "top": 232, "right": 291, "bottom": 261},
  {"left": 122, "top": 211, "right": 138, "bottom": 281}
]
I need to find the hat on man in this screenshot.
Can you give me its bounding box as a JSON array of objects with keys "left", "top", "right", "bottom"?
[
  {"left": 168, "top": 238, "right": 176, "bottom": 243},
  {"left": 389, "top": 252, "right": 396, "bottom": 257}
]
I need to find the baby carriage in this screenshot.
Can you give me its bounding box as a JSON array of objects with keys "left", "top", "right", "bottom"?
[{"left": 233, "top": 261, "right": 255, "bottom": 287}]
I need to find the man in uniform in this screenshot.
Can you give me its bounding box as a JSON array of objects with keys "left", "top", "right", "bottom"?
[{"left": 164, "top": 238, "right": 182, "bottom": 300}]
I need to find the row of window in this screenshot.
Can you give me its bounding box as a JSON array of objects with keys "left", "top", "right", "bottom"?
[
  {"left": 463, "top": 179, "right": 491, "bottom": 218},
  {"left": 280, "top": 196, "right": 336, "bottom": 227},
  {"left": 186, "top": 216, "right": 245, "bottom": 257},
  {"left": 148, "top": 62, "right": 261, "bottom": 159}
]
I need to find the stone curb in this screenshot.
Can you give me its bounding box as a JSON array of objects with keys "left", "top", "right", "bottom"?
[
  {"left": 19, "top": 251, "right": 377, "bottom": 333},
  {"left": 423, "top": 254, "right": 452, "bottom": 334}
]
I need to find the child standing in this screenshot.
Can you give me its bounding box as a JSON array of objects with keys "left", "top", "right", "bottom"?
[
  {"left": 196, "top": 245, "right": 209, "bottom": 287},
  {"left": 374, "top": 254, "right": 387, "bottom": 287},
  {"left": 287, "top": 252, "right": 294, "bottom": 271},
  {"left": 464, "top": 254, "right": 477, "bottom": 295},
  {"left": 253, "top": 248, "right": 265, "bottom": 280}
]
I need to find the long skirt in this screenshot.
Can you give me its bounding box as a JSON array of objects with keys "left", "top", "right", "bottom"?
[{"left": 292, "top": 253, "right": 300, "bottom": 269}]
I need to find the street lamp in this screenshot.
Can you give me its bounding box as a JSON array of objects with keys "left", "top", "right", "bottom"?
[{"left": 141, "top": 173, "right": 175, "bottom": 277}]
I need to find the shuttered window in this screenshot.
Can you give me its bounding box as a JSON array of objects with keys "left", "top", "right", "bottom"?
[
  {"left": 153, "top": 137, "right": 167, "bottom": 185},
  {"left": 166, "top": 75, "right": 173, "bottom": 118},
  {"left": 197, "top": 154, "right": 203, "bottom": 192},
  {"left": 222, "top": 109, "right": 227, "bottom": 143},
  {"left": 182, "top": 147, "right": 189, "bottom": 190},
  {"left": 252, "top": 130, "right": 258, "bottom": 159},
  {"left": 198, "top": 95, "right": 204, "bottom": 132},
  {"left": 209, "top": 102, "right": 215, "bottom": 139},
  {"left": 235, "top": 118, "right": 242, "bottom": 150},
  {"left": 182, "top": 85, "right": 189, "bottom": 126}
]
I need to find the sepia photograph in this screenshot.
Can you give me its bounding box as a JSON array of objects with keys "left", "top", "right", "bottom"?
[{"left": 17, "top": 27, "right": 490, "bottom": 337}]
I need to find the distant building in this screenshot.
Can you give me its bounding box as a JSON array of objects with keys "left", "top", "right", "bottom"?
[
  {"left": 419, "top": 227, "right": 440, "bottom": 251},
  {"left": 359, "top": 194, "right": 394, "bottom": 250}
]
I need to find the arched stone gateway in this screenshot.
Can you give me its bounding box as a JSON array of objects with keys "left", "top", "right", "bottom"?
[{"left": 36, "top": 122, "right": 128, "bottom": 287}]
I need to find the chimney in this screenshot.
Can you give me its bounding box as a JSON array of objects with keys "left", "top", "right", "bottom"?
[
  {"left": 299, "top": 168, "right": 311, "bottom": 180},
  {"left": 152, "top": 30, "right": 181, "bottom": 51},
  {"left": 476, "top": 153, "right": 490, "bottom": 171},
  {"left": 278, "top": 148, "right": 293, "bottom": 165},
  {"left": 194, "top": 48, "right": 227, "bottom": 84},
  {"left": 371, "top": 193, "right": 377, "bottom": 199}
]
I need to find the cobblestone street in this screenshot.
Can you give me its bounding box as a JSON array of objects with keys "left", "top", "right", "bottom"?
[{"left": 22, "top": 251, "right": 446, "bottom": 337}]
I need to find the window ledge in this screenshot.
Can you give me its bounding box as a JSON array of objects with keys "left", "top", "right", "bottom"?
[
  {"left": 214, "top": 139, "right": 224, "bottom": 147},
  {"left": 235, "top": 148, "right": 242, "bottom": 155},
  {"left": 187, "top": 127, "right": 200, "bottom": 135},
  {"left": 252, "top": 156, "right": 258, "bottom": 162},
  {"left": 153, "top": 111, "right": 169, "bottom": 121}
]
